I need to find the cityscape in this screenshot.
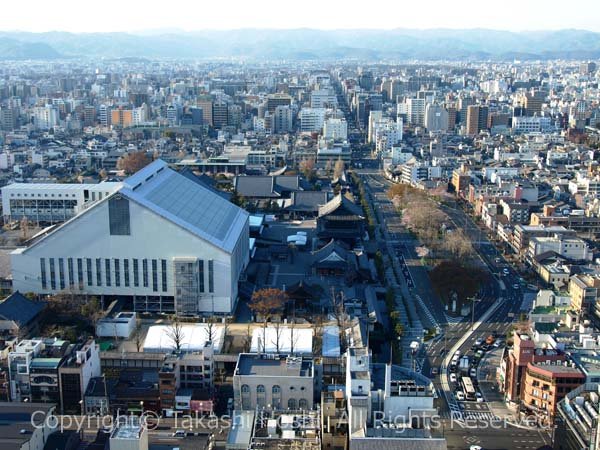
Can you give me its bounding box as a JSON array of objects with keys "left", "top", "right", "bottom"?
[{"left": 1, "top": 4, "right": 600, "bottom": 450}]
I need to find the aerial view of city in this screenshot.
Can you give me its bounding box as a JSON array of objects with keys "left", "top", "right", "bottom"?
[{"left": 1, "top": 1, "right": 600, "bottom": 450}]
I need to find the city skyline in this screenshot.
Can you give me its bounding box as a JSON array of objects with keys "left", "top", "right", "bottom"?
[{"left": 4, "top": 0, "right": 600, "bottom": 33}]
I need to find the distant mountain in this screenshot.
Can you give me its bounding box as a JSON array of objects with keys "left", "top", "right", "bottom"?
[
  {"left": 0, "top": 37, "right": 62, "bottom": 60},
  {"left": 0, "top": 28, "right": 600, "bottom": 60}
]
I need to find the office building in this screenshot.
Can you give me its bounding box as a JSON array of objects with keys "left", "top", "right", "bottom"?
[
  {"left": 424, "top": 104, "right": 449, "bottom": 132},
  {"left": 299, "top": 108, "right": 326, "bottom": 133},
  {"left": 323, "top": 118, "right": 348, "bottom": 140}
]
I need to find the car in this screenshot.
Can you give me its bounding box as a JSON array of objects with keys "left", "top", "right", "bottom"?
[
  {"left": 431, "top": 367, "right": 439, "bottom": 375},
  {"left": 470, "top": 446, "right": 483, "bottom": 450},
  {"left": 450, "top": 373, "right": 457, "bottom": 383},
  {"left": 503, "top": 268, "right": 509, "bottom": 275},
  {"left": 455, "top": 391, "right": 465, "bottom": 401},
  {"left": 454, "top": 350, "right": 461, "bottom": 357},
  {"left": 470, "top": 368, "right": 477, "bottom": 377},
  {"left": 476, "top": 392, "right": 484, "bottom": 403},
  {"left": 485, "top": 335, "right": 496, "bottom": 345},
  {"left": 493, "top": 339, "right": 504, "bottom": 348},
  {"left": 172, "top": 430, "right": 186, "bottom": 438}
]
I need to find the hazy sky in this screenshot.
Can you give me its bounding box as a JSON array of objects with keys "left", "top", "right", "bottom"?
[{"left": 4, "top": 0, "right": 600, "bottom": 33}]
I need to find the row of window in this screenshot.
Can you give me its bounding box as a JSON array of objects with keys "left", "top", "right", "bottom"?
[
  {"left": 40, "top": 257, "right": 168, "bottom": 292},
  {"left": 40, "top": 257, "right": 216, "bottom": 294}
]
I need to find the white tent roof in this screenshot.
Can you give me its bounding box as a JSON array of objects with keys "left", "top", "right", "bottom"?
[
  {"left": 143, "top": 323, "right": 224, "bottom": 353},
  {"left": 250, "top": 326, "right": 312, "bottom": 355}
]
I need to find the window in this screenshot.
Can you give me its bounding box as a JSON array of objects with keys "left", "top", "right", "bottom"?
[
  {"left": 208, "top": 260, "right": 214, "bottom": 293},
  {"left": 108, "top": 195, "right": 130, "bottom": 235},
  {"left": 198, "top": 260, "right": 204, "bottom": 292},
  {"left": 152, "top": 259, "right": 158, "bottom": 292},
  {"left": 288, "top": 398, "right": 297, "bottom": 409},
  {"left": 257, "top": 384, "right": 266, "bottom": 407},
  {"left": 96, "top": 259, "right": 102, "bottom": 286},
  {"left": 40, "top": 258, "right": 47, "bottom": 289},
  {"left": 272, "top": 385, "right": 281, "bottom": 408},
  {"left": 105, "top": 259, "right": 111, "bottom": 286},
  {"left": 49, "top": 258, "right": 56, "bottom": 290},
  {"left": 86, "top": 258, "right": 93, "bottom": 286},
  {"left": 161, "top": 259, "right": 167, "bottom": 292},
  {"left": 143, "top": 259, "right": 148, "bottom": 287},
  {"left": 257, "top": 385, "right": 265, "bottom": 393},
  {"left": 67, "top": 258, "right": 74, "bottom": 286},
  {"left": 133, "top": 259, "right": 139, "bottom": 287},
  {"left": 298, "top": 399, "right": 308, "bottom": 410},
  {"left": 114, "top": 259, "right": 120, "bottom": 287},
  {"left": 124, "top": 259, "right": 130, "bottom": 287},
  {"left": 77, "top": 258, "right": 83, "bottom": 286},
  {"left": 58, "top": 258, "right": 65, "bottom": 289}
]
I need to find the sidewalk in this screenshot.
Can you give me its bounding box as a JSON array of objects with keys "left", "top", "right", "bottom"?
[{"left": 477, "top": 347, "right": 518, "bottom": 421}]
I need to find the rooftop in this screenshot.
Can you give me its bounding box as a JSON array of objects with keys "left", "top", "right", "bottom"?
[{"left": 236, "top": 354, "right": 313, "bottom": 377}]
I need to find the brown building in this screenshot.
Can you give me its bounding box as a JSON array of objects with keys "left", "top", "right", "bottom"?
[
  {"left": 465, "top": 105, "right": 488, "bottom": 135},
  {"left": 451, "top": 169, "right": 471, "bottom": 195},
  {"left": 568, "top": 274, "right": 600, "bottom": 315},
  {"left": 321, "top": 391, "right": 348, "bottom": 450},
  {"left": 503, "top": 332, "right": 565, "bottom": 404},
  {"left": 521, "top": 363, "right": 584, "bottom": 422},
  {"left": 111, "top": 108, "right": 133, "bottom": 128}
]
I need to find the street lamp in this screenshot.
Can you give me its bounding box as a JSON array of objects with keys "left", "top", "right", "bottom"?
[{"left": 470, "top": 297, "right": 482, "bottom": 331}]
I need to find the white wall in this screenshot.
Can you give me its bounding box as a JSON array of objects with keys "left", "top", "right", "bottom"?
[{"left": 11, "top": 196, "right": 244, "bottom": 313}]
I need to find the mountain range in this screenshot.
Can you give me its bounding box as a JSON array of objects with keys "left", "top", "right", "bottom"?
[{"left": 1, "top": 28, "right": 600, "bottom": 60}]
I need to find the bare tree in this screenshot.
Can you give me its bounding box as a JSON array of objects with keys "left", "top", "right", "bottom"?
[
  {"left": 165, "top": 316, "right": 185, "bottom": 353},
  {"left": 271, "top": 320, "right": 284, "bottom": 354},
  {"left": 205, "top": 315, "right": 217, "bottom": 344},
  {"left": 299, "top": 158, "right": 316, "bottom": 182},
  {"left": 289, "top": 319, "right": 300, "bottom": 355},
  {"left": 243, "top": 324, "right": 252, "bottom": 353},
  {"left": 131, "top": 320, "right": 143, "bottom": 352}
]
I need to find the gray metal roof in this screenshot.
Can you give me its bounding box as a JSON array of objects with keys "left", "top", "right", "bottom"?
[{"left": 121, "top": 160, "right": 248, "bottom": 253}]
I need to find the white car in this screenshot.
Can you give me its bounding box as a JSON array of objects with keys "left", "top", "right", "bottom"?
[
  {"left": 454, "top": 350, "right": 461, "bottom": 357},
  {"left": 476, "top": 392, "right": 484, "bottom": 403},
  {"left": 450, "top": 373, "right": 457, "bottom": 383},
  {"left": 455, "top": 391, "right": 465, "bottom": 401},
  {"left": 470, "top": 446, "right": 483, "bottom": 450}
]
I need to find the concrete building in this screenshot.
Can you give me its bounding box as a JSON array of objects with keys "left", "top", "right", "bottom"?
[
  {"left": 58, "top": 339, "right": 102, "bottom": 414},
  {"left": 323, "top": 118, "right": 348, "bottom": 140},
  {"left": 528, "top": 235, "right": 592, "bottom": 262},
  {"left": 299, "top": 108, "right": 326, "bottom": 133},
  {"left": 10, "top": 160, "right": 250, "bottom": 315},
  {"left": 522, "top": 362, "right": 584, "bottom": 422},
  {"left": 2, "top": 181, "right": 121, "bottom": 224},
  {"left": 0, "top": 403, "right": 58, "bottom": 450},
  {"left": 554, "top": 383, "right": 600, "bottom": 450},
  {"left": 424, "top": 104, "right": 449, "bottom": 132},
  {"left": 311, "top": 89, "right": 337, "bottom": 108},
  {"left": 512, "top": 116, "right": 552, "bottom": 133},
  {"left": 233, "top": 353, "right": 314, "bottom": 411}
]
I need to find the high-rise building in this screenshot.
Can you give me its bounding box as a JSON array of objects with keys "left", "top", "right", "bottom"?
[
  {"left": 33, "top": 105, "right": 59, "bottom": 130},
  {"left": 197, "top": 98, "right": 213, "bottom": 126},
  {"left": 0, "top": 106, "right": 18, "bottom": 131},
  {"left": 458, "top": 96, "right": 473, "bottom": 124},
  {"left": 266, "top": 94, "right": 292, "bottom": 114},
  {"left": 111, "top": 108, "right": 133, "bottom": 128},
  {"left": 524, "top": 90, "right": 545, "bottom": 116},
  {"left": 272, "top": 105, "right": 293, "bottom": 133},
  {"left": 465, "top": 105, "right": 488, "bottom": 135},
  {"left": 406, "top": 97, "right": 426, "bottom": 126},
  {"left": 424, "top": 104, "right": 449, "bottom": 132},
  {"left": 212, "top": 101, "right": 228, "bottom": 128},
  {"left": 99, "top": 104, "right": 110, "bottom": 127},
  {"left": 299, "top": 108, "right": 326, "bottom": 133}
]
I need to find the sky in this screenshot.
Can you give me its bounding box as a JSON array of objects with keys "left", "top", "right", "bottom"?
[{"left": 4, "top": 0, "right": 600, "bottom": 33}]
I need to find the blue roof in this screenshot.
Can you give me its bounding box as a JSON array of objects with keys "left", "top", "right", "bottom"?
[
  {"left": 122, "top": 160, "right": 249, "bottom": 253},
  {"left": 0, "top": 292, "right": 45, "bottom": 326}
]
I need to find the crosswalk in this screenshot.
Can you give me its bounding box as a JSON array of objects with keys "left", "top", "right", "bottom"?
[
  {"left": 462, "top": 411, "right": 500, "bottom": 421},
  {"left": 414, "top": 294, "right": 440, "bottom": 328},
  {"left": 445, "top": 313, "right": 465, "bottom": 325}
]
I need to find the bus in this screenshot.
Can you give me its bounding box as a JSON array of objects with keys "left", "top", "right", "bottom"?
[{"left": 461, "top": 377, "right": 476, "bottom": 401}]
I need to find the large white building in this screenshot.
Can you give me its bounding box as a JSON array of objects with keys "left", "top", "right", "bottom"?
[
  {"left": 299, "top": 108, "right": 326, "bottom": 133},
  {"left": 512, "top": 115, "right": 552, "bottom": 133},
  {"left": 323, "top": 118, "right": 348, "bottom": 140},
  {"left": 2, "top": 182, "right": 122, "bottom": 224},
  {"left": 10, "top": 160, "right": 250, "bottom": 315},
  {"left": 424, "top": 104, "right": 449, "bottom": 132},
  {"left": 310, "top": 89, "right": 337, "bottom": 108},
  {"left": 32, "top": 106, "right": 59, "bottom": 130}
]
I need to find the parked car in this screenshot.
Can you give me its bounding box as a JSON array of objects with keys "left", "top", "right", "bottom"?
[
  {"left": 456, "top": 391, "right": 465, "bottom": 401},
  {"left": 450, "top": 373, "right": 457, "bottom": 383},
  {"left": 172, "top": 430, "right": 186, "bottom": 438},
  {"left": 476, "top": 392, "right": 484, "bottom": 403},
  {"left": 470, "top": 368, "right": 477, "bottom": 378}
]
